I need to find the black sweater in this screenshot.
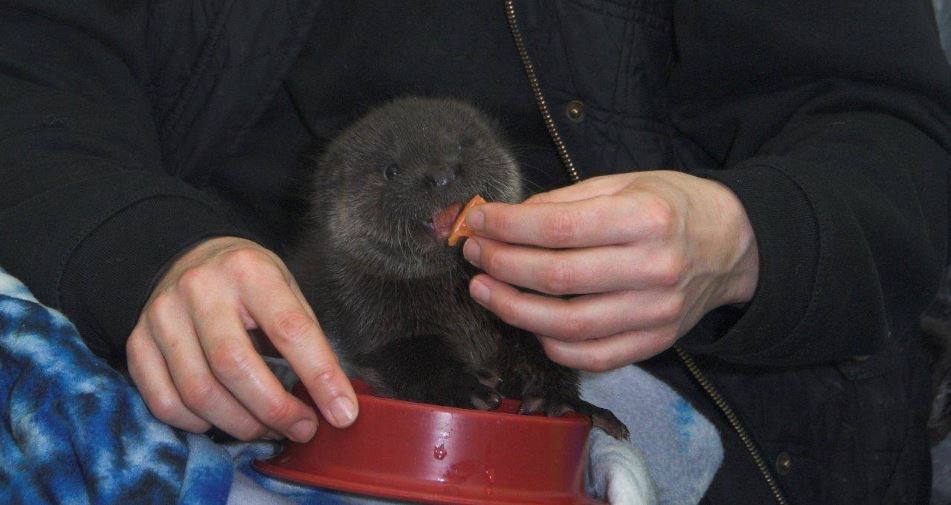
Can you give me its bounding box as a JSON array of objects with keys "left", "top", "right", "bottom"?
[{"left": 1, "top": 1, "right": 950, "bottom": 501}]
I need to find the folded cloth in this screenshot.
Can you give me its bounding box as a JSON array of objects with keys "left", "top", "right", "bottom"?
[
  {"left": 580, "top": 367, "right": 723, "bottom": 505},
  {"left": 0, "top": 267, "right": 689, "bottom": 505},
  {"left": 585, "top": 428, "right": 659, "bottom": 505}
]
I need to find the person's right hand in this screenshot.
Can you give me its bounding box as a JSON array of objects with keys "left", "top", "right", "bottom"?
[{"left": 126, "top": 236, "right": 357, "bottom": 442}]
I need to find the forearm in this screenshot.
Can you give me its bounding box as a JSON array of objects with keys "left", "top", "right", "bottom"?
[
  {"left": 681, "top": 110, "right": 949, "bottom": 365},
  {"left": 671, "top": 0, "right": 951, "bottom": 364}
]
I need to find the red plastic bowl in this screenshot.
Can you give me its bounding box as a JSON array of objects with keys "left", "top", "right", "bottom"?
[{"left": 254, "top": 380, "right": 603, "bottom": 505}]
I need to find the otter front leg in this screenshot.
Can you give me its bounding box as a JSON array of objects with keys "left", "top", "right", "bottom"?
[
  {"left": 520, "top": 388, "right": 631, "bottom": 441},
  {"left": 352, "top": 334, "right": 502, "bottom": 410},
  {"left": 499, "top": 331, "right": 630, "bottom": 440}
]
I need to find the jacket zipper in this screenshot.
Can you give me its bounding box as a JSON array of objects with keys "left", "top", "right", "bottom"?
[
  {"left": 503, "top": 0, "right": 581, "bottom": 184},
  {"left": 673, "top": 347, "right": 790, "bottom": 505},
  {"left": 503, "top": 2, "right": 790, "bottom": 504}
]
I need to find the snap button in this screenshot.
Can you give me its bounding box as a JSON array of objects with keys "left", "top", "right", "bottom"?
[
  {"left": 565, "top": 100, "right": 584, "bottom": 122},
  {"left": 775, "top": 452, "right": 792, "bottom": 475}
]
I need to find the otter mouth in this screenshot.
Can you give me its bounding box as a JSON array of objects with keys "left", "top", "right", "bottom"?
[{"left": 422, "top": 202, "right": 464, "bottom": 243}]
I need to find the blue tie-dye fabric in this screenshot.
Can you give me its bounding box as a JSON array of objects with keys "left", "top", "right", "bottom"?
[
  {"left": 0, "top": 269, "right": 384, "bottom": 505},
  {"left": 0, "top": 269, "right": 232, "bottom": 504}
]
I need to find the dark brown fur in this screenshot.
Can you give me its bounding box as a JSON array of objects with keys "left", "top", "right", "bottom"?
[{"left": 290, "top": 97, "right": 628, "bottom": 438}]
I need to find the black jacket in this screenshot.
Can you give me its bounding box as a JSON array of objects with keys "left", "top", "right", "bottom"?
[{"left": 1, "top": 1, "right": 950, "bottom": 503}]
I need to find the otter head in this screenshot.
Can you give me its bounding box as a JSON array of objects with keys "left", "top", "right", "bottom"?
[{"left": 315, "top": 97, "right": 523, "bottom": 279}]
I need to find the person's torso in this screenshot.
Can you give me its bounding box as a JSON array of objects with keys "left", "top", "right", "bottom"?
[{"left": 142, "top": 2, "right": 931, "bottom": 503}]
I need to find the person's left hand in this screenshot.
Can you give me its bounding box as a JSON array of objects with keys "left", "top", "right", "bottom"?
[{"left": 461, "top": 170, "right": 759, "bottom": 371}]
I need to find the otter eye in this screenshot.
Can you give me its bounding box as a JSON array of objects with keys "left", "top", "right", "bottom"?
[{"left": 383, "top": 163, "right": 400, "bottom": 180}]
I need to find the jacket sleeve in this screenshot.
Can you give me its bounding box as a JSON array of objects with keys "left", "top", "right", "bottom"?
[
  {"left": 671, "top": 0, "right": 951, "bottom": 365},
  {"left": 0, "top": 3, "right": 258, "bottom": 359}
]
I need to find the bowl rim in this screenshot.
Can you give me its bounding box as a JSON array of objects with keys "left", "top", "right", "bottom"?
[{"left": 342, "top": 385, "right": 591, "bottom": 427}]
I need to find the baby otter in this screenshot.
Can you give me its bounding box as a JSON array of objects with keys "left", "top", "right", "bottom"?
[{"left": 290, "top": 97, "right": 628, "bottom": 439}]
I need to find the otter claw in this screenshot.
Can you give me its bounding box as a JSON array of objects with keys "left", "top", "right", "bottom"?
[
  {"left": 471, "top": 390, "right": 503, "bottom": 410},
  {"left": 475, "top": 368, "right": 503, "bottom": 389},
  {"left": 518, "top": 396, "right": 547, "bottom": 415}
]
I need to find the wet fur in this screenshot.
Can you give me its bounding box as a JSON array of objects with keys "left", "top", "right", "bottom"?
[{"left": 290, "top": 97, "right": 628, "bottom": 439}]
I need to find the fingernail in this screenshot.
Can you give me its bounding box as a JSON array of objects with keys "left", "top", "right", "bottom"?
[
  {"left": 463, "top": 239, "right": 481, "bottom": 266},
  {"left": 466, "top": 209, "right": 485, "bottom": 232},
  {"left": 470, "top": 279, "right": 490, "bottom": 304},
  {"left": 289, "top": 419, "right": 316, "bottom": 442},
  {"left": 330, "top": 396, "right": 357, "bottom": 426}
]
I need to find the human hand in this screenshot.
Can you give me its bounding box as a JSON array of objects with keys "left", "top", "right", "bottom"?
[
  {"left": 461, "top": 171, "right": 759, "bottom": 371},
  {"left": 126, "top": 236, "right": 357, "bottom": 442}
]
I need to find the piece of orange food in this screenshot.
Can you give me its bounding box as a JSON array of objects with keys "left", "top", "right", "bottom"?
[{"left": 447, "top": 195, "right": 487, "bottom": 246}]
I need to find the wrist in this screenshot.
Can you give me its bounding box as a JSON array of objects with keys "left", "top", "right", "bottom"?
[
  {"left": 710, "top": 181, "right": 760, "bottom": 307},
  {"left": 725, "top": 227, "right": 759, "bottom": 306}
]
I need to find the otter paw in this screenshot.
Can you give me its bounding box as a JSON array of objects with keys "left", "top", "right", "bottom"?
[
  {"left": 581, "top": 402, "right": 630, "bottom": 441},
  {"left": 518, "top": 396, "right": 630, "bottom": 440},
  {"left": 429, "top": 369, "right": 502, "bottom": 410}
]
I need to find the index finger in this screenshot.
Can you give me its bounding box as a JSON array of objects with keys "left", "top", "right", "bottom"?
[
  {"left": 522, "top": 175, "right": 631, "bottom": 204},
  {"left": 466, "top": 195, "right": 657, "bottom": 248},
  {"left": 240, "top": 277, "right": 358, "bottom": 429}
]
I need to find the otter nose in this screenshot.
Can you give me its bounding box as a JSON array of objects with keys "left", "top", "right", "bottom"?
[{"left": 426, "top": 166, "right": 458, "bottom": 188}]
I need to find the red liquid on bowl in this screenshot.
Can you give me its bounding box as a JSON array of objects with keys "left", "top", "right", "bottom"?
[{"left": 254, "top": 380, "right": 604, "bottom": 505}]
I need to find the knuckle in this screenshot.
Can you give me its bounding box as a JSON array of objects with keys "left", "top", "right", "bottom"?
[
  {"left": 223, "top": 248, "right": 270, "bottom": 281},
  {"left": 669, "top": 294, "right": 687, "bottom": 319},
  {"left": 659, "top": 326, "right": 680, "bottom": 348},
  {"left": 304, "top": 363, "right": 343, "bottom": 391},
  {"left": 180, "top": 378, "right": 217, "bottom": 411},
  {"left": 207, "top": 344, "right": 254, "bottom": 379},
  {"left": 643, "top": 196, "right": 675, "bottom": 237},
  {"left": 145, "top": 297, "right": 182, "bottom": 341},
  {"left": 488, "top": 293, "right": 520, "bottom": 324},
  {"left": 560, "top": 310, "right": 590, "bottom": 340},
  {"left": 177, "top": 267, "right": 212, "bottom": 297},
  {"left": 147, "top": 292, "right": 177, "bottom": 320},
  {"left": 270, "top": 310, "right": 314, "bottom": 347},
  {"left": 481, "top": 247, "right": 504, "bottom": 277},
  {"left": 655, "top": 253, "right": 685, "bottom": 287},
  {"left": 261, "top": 397, "right": 298, "bottom": 427},
  {"left": 148, "top": 394, "right": 185, "bottom": 424},
  {"left": 658, "top": 294, "right": 686, "bottom": 322},
  {"left": 544, "top": 209, "right": 577, "bottom": 245},
  {"left": 541, "top": 260, "right": 573, "bottom": 295},
  {"left": 125, "top": 331, "right": 147, "bottom": 358}
]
